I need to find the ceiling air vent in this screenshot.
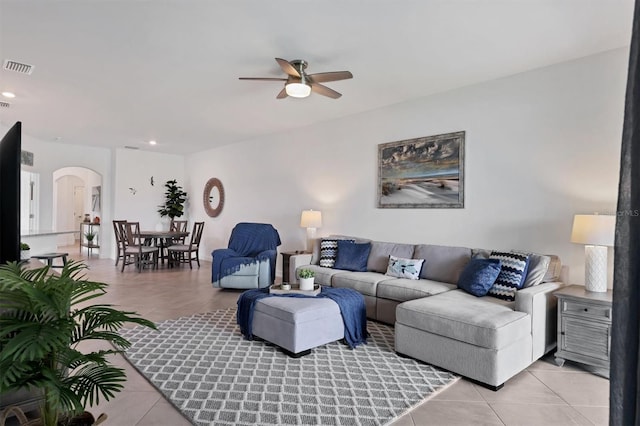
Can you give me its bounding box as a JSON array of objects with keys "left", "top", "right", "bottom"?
[
  {"left": 0, "top": 101, "right": 10, "bottom": 108},
  {"left": 124, "top": 146, "right": 139, "bottom": 150},
  {"left": 3, "top": 59, "right": 34, "bottom": 75}
]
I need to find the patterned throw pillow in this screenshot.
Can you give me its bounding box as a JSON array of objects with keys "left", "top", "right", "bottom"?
[
  {"left": 385, "top": 255, "right": 425, "bottom": 280},
  {"left": 487, "top": 251, "right": 531, "bottom": 301},
  {"left": 319, "top": 238, "right": 354, "bottom": 268}
]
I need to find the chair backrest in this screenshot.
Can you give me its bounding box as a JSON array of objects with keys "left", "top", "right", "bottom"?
[
  {"left": 121, "top": 221, "right": 141, "bottom": 246},
  {"left": 189, "top": 222, "right": 205, "bottom": 248},
  {"left": 113, "top": 220, "right": 127, "bottom": 246},
  {"left": 170, "top": 220, "right": 188, "bottom": 233},
  {"left": 228, "top": 223, "right": 281, "bottom": 256}
]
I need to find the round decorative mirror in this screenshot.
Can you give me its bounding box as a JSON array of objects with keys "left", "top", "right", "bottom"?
[{"left": 203, "top": 178, "right": 225, "bottom": 217}]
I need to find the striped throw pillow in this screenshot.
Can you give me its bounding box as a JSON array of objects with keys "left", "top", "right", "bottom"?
[
  {"left": 319, "top": 238, "right": 354, "bottom": 268},
  {"left": 487, "top": 251, "right": 530, "bottom": 301}
]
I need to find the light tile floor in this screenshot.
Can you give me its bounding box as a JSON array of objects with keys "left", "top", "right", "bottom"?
[{"left": 51, "top": 249, "right": 610, "bottom": 425}]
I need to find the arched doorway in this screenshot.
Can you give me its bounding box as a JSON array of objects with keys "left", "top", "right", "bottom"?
[{"left": 53, "top": 167, "right": 102, "bottom": 249}]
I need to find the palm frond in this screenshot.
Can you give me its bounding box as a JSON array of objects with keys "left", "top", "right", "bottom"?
[{"left": 0, "top": 259, "right": 155, "bottom": 420}]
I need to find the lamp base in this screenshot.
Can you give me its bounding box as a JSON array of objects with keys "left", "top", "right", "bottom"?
[
  {"left": 305, "top": 227, "right": 317, "bottom": 253},
  {"left": 584, "top": 245, "right": 608, "bottom": 293}
]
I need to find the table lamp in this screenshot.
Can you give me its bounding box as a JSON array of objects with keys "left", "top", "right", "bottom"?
[
  {"left": 300, "top": 209, "right": 322, "bottom": 252},
  {"left": 570, "top": 214, "right": 615, "bottom": 292}
]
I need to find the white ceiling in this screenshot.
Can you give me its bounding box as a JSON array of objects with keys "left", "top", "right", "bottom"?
[{"left": 0, "top": 0, "right": 634, "bottom": 155}]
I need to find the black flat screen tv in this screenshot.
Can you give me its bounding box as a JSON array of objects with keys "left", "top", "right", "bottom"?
[{"left": 0, "top": 122, "right": 21, "bottom": 264}]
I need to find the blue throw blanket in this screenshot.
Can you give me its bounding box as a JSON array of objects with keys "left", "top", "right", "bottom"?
[
  {"left": 211, "top": 223, "right": 281, "bottom": 283},
  {"left": 237, "top": 286, "right": 368, "bottom": 349}
]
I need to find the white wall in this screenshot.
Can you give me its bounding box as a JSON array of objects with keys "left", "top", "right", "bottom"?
[
  {"left": 113, "top": 148, "right": 186, "bottom": 231},
  {"left": 186, "top": 48, "right": 627, "bottom": 285},
  {"left": 3, "top": 130, "right": 115, "bottom": 257}
]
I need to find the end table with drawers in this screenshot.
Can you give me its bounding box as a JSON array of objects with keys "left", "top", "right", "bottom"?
[{"left": 554, "top": 284, "right": 612, "bottom": 378}]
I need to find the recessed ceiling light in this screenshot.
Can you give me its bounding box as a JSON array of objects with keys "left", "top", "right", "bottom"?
[
  {"left": 149, "top": 140, "right": 157, "bottom": 145},
  {"left": 1, "top": 92, "right": 16, "bottom": 98}
]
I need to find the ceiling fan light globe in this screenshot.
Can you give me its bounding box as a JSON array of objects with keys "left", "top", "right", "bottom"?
[{"left": 285, "top": 82, "right": 311, "bottom": 98}]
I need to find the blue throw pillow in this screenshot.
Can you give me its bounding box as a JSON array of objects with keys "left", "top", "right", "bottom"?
[
  {"left": 334, "top": 241, "right": 371, "bottom": 272},
  {"left": 457, "top": 258, "right": 502, "bottom": 297}
]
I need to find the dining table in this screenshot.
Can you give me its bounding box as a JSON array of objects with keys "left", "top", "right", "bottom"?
[{"left": 140, "top": 230, "right": 189, "bottom": 266}]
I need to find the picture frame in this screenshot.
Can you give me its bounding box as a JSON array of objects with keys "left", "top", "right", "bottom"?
[
  {"left": 91, "top": 185, "right": 101, "bottom": 212},
  {"left": 377, "top": 131, "right": 465, "bottom": 209}
]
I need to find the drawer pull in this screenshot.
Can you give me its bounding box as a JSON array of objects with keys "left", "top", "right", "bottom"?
[{"left": 584, "top": 308, "right": 588, "bottom": 312}]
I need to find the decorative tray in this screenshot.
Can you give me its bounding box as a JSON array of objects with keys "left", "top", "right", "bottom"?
[{"left": 269, "top": 283, "right": 321, "bottom": 296}]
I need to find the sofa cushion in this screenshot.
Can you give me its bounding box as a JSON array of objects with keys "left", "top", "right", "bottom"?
[
  {"left": 396, "top": 290, "right": 531, "bottom": 350},
  {"left": 331, "top": 271, "right": 390, "bottom": 297},
  {"left": 377, "top": 278, "right": 456, "bottom": 302},
  {"left": 414, "top": 244, "right": 472, "bottom": 284},
  {"left": 457, "top": 258, "right": 502, "bottom": 297},
  {"left": 487, "top": 251, "right": 530, "bottom": 301},
  {"left": 319, "top": 238, "right": 355, "bottom": 268},
  {"left": 520, "top": 253, "right": 550, "bottom": 288},
  {"left": 367, "top": 241, "right": 415, "bottom": 273},
  {"left": 543, "top": 255, "right": 562, "bottom": 282},
  {"left": 296, "top": 264, "right": 346, "bottom": 287},
  {"left": 334, "top": 241, "right": 371, "bottom": 272},
  {"left": 255, "top": 296, "right": 340, "bottom": 323},
  {"left": 385, "top": 255, "right": 424, "bottom": 280}
]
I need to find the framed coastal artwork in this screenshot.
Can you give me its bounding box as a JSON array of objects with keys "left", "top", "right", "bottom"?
[{"left": 377, "top": 131, "right": 465, "bottom": 209}]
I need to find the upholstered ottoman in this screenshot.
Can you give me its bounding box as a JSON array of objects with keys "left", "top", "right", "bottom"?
[{"left": 252, "top": 297, "right": 344, "bottom": 357}]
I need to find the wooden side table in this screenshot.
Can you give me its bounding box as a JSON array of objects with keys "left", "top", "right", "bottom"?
[
  {"left": 281, "top": 251, "right": 307, "bottom": 283},
  {"left": 554, "top": 284, "right": 612, "bottom": 378}
]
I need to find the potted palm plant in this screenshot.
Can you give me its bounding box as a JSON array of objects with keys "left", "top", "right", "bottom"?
[{"left": 0, "top": 260, "right": 156, "bottom": 426}]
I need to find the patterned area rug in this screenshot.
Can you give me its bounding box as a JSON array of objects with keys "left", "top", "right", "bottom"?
[{"left": 120, "top": 308, "right": 458, "bottom": 426}]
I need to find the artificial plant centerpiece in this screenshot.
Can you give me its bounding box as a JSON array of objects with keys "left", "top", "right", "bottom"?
[
  {"left": 157, "top": 179, "right": 187, "bottom": 220},
  {"left": 0, "top": 261, "right": 156, "bottom": 426},
  {"left": 298, "top": 268, "right": 315, "bottom": 291}
]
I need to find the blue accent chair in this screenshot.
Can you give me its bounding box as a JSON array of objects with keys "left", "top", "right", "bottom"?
[{"left": 211, "top": 222, "right": 281, "bottom": 289}]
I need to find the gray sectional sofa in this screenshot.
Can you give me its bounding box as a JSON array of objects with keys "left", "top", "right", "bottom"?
[{"left": 291, "top": 235, "right": 564, "bottom": 390}]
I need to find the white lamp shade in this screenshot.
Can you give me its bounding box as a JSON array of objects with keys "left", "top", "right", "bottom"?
[
  {"left": 570, "top": 214, "right": 615, "bottom": 246},
  {"left": 300, "top": 210, "right": 322, "bottom": 228},
  {"left": 285, "top": 82, "right": 311, "bottom": 98}
]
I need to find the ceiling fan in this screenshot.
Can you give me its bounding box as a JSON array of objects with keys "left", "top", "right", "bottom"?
[{"left": 239, "top": 58, "right": 353, "bottom": 99}]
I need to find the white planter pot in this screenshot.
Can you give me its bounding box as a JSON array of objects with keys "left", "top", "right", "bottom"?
[
  {"left": 299, "top": 277, "right": 315, "bottom": 291},
  {"left": 156, "top": 217, "right": 171, "bottom": 232},
  {"left": 20, "top": 250, "right": 30, "bottom": 260}
]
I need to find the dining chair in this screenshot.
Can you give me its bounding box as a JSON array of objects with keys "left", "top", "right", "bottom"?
[
  {"left": 170, "top": 220, "right": 188, "bottom": 243},
  {"left": 112, "top": 220, "right": 127, "bottom": 266},
  {"left": 118, "top": 221, "right": 159, "bottom": 272},
  {"left": 168, "top": 221, "right": 204, "bottom": 269}
]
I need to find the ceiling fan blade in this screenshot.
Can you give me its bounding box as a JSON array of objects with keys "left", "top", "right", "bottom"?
[
  {"left": 239, "top": 77, "right": 287, "bottom": 81},
  {"left": 308, "top": 71, "right": 353, "bottom": 83},
  {"left": 311, "top": 83, "right": 342, "bottom": 99},
  {"left": 275, "top": 58, "right": 300, "bottom": 77},
  {"left": 276, "top": 87, "right": 288, "bottom": 99}
]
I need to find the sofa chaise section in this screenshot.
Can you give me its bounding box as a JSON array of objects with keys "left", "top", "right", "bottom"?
[{"left": 395, "top": 282, "right": 562, "bottom": 389}]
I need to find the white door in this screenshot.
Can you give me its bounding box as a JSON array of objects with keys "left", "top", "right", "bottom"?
[{"left": 73, "top": 185, "right": 85, "bottom": 241}]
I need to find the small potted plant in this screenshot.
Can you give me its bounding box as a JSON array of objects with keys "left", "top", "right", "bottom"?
[
  {"left": 84, "top": 231, "right": 96, "bottom": 244},
  {"left": 298, "top": 268, "right": 315, "bottom": 291},
  {"left": 19, "top": 242, "right": 30, "bottom": 261}
]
